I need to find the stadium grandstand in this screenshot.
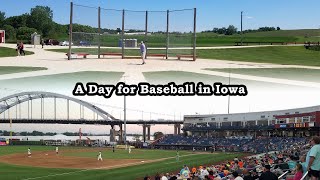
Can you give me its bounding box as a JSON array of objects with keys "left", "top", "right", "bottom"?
[
  {"left": 151, "top": 106, "right": 320, "bottom": 180},
  {"left": 154, "top": 105, "right": 320, "bottom": 153}
]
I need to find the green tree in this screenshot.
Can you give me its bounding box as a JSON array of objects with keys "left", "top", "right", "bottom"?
[
  {"left": 0, "top": 11, "right": 5, "bottom": 28},
  {"left": 5, "top": 14, "right": 30, "bottom": 29},
  {"left": 153, "top": 132, "right": 164, "bottom": 140},
  {"left": 226, "top": 25, "right": 237, "bottom": 35},
  {"left": 29, "top": 6, "right": 53, "bottom": 37},
  {"left": 3, "top": 25, "right": 16, "bottom": 40},
  {"left": 16, "top": 26, "right": 37, "bottom": 41}
]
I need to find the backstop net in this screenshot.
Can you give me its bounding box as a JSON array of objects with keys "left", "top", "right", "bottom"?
[
  {"left": 72, "top": 4, "right": 100, "bottom": 56},
  {"left": 69, "top": 2, "right": 196, "bottom": 60}
]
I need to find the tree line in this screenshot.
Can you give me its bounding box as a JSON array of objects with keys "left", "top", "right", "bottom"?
[
  {"left": 201, "top": 25, "right": 281, "bottom": 35},
  {"left": 0, "top": 130, "right": 92, "bottom": 136},
  {"left": 0, "top": 6, "right": 121, "bottom": 43}
]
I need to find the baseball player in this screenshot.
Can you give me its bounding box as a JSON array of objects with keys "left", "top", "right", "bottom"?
[
  {"left": 112, "top": 146, "right": 115, "bottom": 153},
  {"left": 128, "top": 146, "right": 131, "bottom": 154},
  {"left": 97, "top": 151, "right": 103, "bottom": 161},
  {"left": 27, "top": 148, "right": 31, "bottom": 157},
  {"left": 56, "top": 146, "right": 59, "bottom": 155}
]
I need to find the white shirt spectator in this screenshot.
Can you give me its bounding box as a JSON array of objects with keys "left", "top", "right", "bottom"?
[
  {"left": 161, "top": 175, "right": 168, "bottom": 180},
  {"left": 235, "top": 176, "right": 244, "bottom": 180}
]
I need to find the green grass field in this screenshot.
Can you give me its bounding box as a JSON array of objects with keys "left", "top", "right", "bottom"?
[
  {"left": 64, "top": 148, "right": 191, "bottom": 160},
  {"left": 205, "top": 68, "right": 320, "bottom": 83},
  {"left": 197, "top": 46, "right": 320, "bottom": 66},
  {"left": 0, "top": 47, "right": 34, "bottom": 57},
  {"left": 0, "top": 66, "right": 47, "bottom": 75},
  {"left": 0, "top": 145, "right": 244, "bottom": 180}
]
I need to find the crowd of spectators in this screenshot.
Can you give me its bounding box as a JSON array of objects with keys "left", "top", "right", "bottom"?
[
  {"left": 147, "top": 136, "right": 320, "bottom": 180},
  {"left": 156, "top": 135, "right": 307, "bottom": 153}
]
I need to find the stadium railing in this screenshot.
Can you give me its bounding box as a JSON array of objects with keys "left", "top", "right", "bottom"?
[
  {"left": 300, "top": 172, "right": 308, "bottom": 180},
  {"left": 278, "top": 171, "right": 289, "bottom": 180}
]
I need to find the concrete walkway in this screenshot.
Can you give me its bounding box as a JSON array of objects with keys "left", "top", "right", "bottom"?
[{"left": 0, "top": 43, "right": 319, "bottom": 88}]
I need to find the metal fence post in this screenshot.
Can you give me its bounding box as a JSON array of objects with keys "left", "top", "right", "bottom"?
[
  {"left": 122, "top": 9, "right": 125, "bottom": 59},
  {"left": 98, "top": 7, "right": 101, "bottom": 59},
  {"left": 166, "top": 10, "right": 169, "bottom": 59},
  {"left": 193, "top": 8, "right": 197, "bottom": 61},
  {"left": 68, "top": 2, "right": 73, "bottom": 60}
]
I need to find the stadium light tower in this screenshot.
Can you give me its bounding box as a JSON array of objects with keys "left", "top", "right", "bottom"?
[
  {"left": 227, "top": 67, "right": 231, "bottom": 114},
  {"left": 122, "top": 75, "right": 128, "bottom": 148}
]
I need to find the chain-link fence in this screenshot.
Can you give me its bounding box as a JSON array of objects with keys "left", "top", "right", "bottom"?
[{"left": 68, "top": 2, "right": 196, "bottom": 60}]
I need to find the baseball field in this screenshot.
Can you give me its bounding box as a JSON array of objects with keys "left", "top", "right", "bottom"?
[{"left": 0, "top": 145, "right": 243, "bottom": 180}]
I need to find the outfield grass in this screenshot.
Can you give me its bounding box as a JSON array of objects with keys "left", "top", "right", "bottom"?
[
  {"left": 65, "top": 148, "right": 191, "bottom": 160},
  {"left": 198, "top": 46, "right": 320, "bottom": 66},
  {"left": 0, "top": 145, "right": 244, "bottom": 180},
  {"left": 0, "top": 66, "right": 47, "bottom": 75},
  {"left": 205, "top": 68, "right": 320, "bottom": 83},
  {"left": 0, "top": 47, "right": 34, "bottom": 57},
  {"left": 0, "top": 145, "right": 86, "bottom": 156},
  {"left": 0, "top": 71, "right": 124, "bottom": 91},
  {"left": 66, "top": 29, "right": 319, "bottom": 47}
]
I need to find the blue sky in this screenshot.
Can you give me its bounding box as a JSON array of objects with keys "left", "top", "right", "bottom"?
[{"left": 1, "top": 0, "right": 320, "bottom": 31}]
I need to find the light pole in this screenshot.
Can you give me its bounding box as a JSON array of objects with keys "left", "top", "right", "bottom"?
[
  {"left": 122, "top": 75, "right": 128, "bottom": 148},
  {"left": 227, "top": 68, "right": 231, "bottom": 114}
]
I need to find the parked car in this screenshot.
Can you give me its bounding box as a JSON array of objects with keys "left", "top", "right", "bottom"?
[
  {"left": 59, "top": 41, "right": 73, "bottom": 46},
  {"left": 45, "top": 39, "right": 59, "bottom": 45},
  {"left": 79, "top": 41, "right": 91, "bottom": 46}
]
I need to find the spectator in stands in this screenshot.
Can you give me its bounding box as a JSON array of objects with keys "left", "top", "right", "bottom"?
[
  {"left": 299, "top": 155, "right": 307, "bottom": 173},
  {"left": 206, "top": 170, "right": 214, "bottom": 180},
  {"left": 286, "top": 156, "right": 297, "bottom": 170},
  {"left": 160, "top": 173, "right": 168, "bottom": 180},
  {"left": 251, "top": 169, "right": 259, "bottom": 180},
  {"left": 143, "top": 175, "right": 151, "bottom": 180},
  {"left": 200, "top": 166, "right": 209, "bottom": 180},
  {"left": 242, "top": 169, "right": 251, "bottom": 180},
  {"left": 232, "top": 171, "right": 244, "bottom": 180},
  {"left": 180, "top": 165, "right": 190, "bottom": 179},
  {"left": 259, "top": 165, "right": 277, "bottom": 180},
  {"left": 293, "top": 163, "right": 303, "bottom": 180},
  {"left": 169, "top": 173, "right": 177, "bottom": 180},
  {"left": 306, "top": 136, "right": 320, "bottom": 180}
]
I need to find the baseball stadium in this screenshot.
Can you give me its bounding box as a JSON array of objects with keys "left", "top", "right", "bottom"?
[{"left": 1, "top": 0, "right": 320, "bottom": 180}]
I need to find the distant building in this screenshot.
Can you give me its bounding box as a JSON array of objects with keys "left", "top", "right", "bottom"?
[{"left": 184, "top": 105, "right": 320, "bottom": 138}]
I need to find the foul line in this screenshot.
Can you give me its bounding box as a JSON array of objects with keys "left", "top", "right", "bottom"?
[{"left": 22, "top": 153, "right": 204, "bottom": 180}]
